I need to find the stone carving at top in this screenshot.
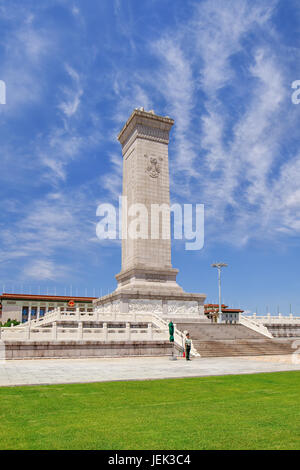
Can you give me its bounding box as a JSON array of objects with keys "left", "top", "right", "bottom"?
[
  {"left": 121, "top": 125, "right": 171, "bottom": 155},
  {"left": 118, "top": 110, "right": 174, "bottom": 156},
  {"left": 128, "top": 299, "right": 163, "bottom": 313},
  {"left": 167, "top": 301, "right": 199, "bottom": 314},
  {"left": 136, "top": 124, "right": 170, "bottom": 143},
  {"left": 145, "top": 154, "right": 162, "bottom": 178}
]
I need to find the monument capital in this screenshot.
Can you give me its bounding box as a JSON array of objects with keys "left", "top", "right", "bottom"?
[{"left": 118, "top": 108, "right": 174, "bottom": 156}]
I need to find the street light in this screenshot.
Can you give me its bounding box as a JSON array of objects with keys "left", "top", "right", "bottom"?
[{"left": 211, "top": 262, "right": 228, "bottom": 324}]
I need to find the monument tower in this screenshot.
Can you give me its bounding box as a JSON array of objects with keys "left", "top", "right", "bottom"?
[
  {"left": 94, "top": 108, "right": 207, "bottom": 319},
  {"left": 116, "top": 108, "right": 181, "bottom": 293}
]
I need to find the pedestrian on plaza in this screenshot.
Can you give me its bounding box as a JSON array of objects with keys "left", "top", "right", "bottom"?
[{"left": 185, "top": 333, "right": 192, "bottom": 361}]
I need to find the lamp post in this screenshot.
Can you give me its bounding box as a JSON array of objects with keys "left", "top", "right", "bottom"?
[{"left": 211, "top": 262, "right": 228, "bottom": 324}]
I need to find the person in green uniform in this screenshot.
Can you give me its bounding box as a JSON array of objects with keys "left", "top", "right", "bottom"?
[{"left": 185, "top": 333, "right": 192, "bottom": 361}]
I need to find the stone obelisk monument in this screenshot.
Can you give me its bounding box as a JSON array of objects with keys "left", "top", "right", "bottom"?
[
  {"left": 116, "top": 108, "right": 181, "bottom": 293},
  {"left": 94, "top": 108, "right": 207, "bottom": 320}
]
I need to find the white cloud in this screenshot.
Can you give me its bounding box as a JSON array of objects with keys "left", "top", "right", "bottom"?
[
  {"left": 0, "top": 12, "right": 54, "bottom": 112},
  {"left": 193, "top": 0, "right": 275, "bottom": 94},
  {"left": 26, "top": 260, "right": 68, "bottom": 281},
  {"left": 111, "top": 75, "right": 153, "bottom": 128},
  {"left": 2, "top": 0, "right": 300, "bottom": 288},
  {"left": 100, "top": 153, "right": 123, "bottom": 201},
  {"left": 72, "top": 6, "right": 80, "bottom": 16},
  {"left": 39, "top": 128, "right": 83, "bottom": 182},
  {"left": 147, "top": 0, "right": 300, "bottom": 246},
  {"left": 58, "top": 65, "right": 83, "bottom": 117},
  {"left": 152, "top": 38, "right": 197, "bottom": 173},
  {"left": 38, "top": 65, "right": 102, "bottom": 183},
  {"left": 0, "top": 188, "right": 99, "bottom": 280}
]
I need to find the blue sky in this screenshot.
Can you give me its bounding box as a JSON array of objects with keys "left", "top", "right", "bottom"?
[{"left": 1, "top": 0, "right": 300, "bottom": 314}]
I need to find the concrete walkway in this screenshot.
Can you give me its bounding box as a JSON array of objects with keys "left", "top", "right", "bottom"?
[{"left": 0, "top": 355, "right": 299, "bottom": 387}]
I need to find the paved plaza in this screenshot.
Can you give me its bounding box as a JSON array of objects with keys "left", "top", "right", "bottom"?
[{"left": 0, "top": 355, "right": 299, "bottom": 387}]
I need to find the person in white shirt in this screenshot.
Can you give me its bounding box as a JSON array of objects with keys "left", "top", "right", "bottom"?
[{"left": 185, "top": 333, "right": 192, "bottom": 361}]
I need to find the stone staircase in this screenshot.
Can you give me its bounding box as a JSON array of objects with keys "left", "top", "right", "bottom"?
[
  {"left": 192, "top": 339, "right": 295, "bottom": 357},
  {"left": 174, "top": 323, "right": 267, "bottom": 340},
  {"left": 174, "top": 322, "right": 295, "bottom": 357}
]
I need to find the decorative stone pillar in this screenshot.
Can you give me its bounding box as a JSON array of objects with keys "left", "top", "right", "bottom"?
[
  {"left": 52, "top": 322, "right": 57, "bottom": 340},
  {"left": 103, "top": 322, "right": 108, "bottom": 341},
  {"left": 76, "top": 307, "right": 80, "bottom": 321},
  {"left": 148, "top": 323, "right": 153, "bottom": 340},
  {"left": 121, "top": 299, "right": 128, "bottom": 313},
  {"left": 77, "top": 321, "right": 83, "bottom": 340},
  {"left": 126, "top": 323, "right": 131, "bottom": 340}
]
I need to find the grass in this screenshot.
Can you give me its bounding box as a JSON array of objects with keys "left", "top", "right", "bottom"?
[{"left": 0, "top": 371, "right": 299, "bottom": 450}]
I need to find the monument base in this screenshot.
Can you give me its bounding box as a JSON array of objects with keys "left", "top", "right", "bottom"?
[
  {"left": 93, "top": 282, "right": 209, "bottom": 322},
  {"left": 115, "top": 266, "right": 182, "bottom": 292}
]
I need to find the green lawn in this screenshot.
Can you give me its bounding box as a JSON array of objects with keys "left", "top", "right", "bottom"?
[{"left": 0, "top": 371, "right": 299, "bottom": 450}]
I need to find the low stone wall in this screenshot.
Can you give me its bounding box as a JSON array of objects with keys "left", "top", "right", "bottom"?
[
  {"left": 3, "top": 340, "right": 173, "bottom": 360},
  {"left": 265, "top": 324, "right": 300, "bottom": 338}
]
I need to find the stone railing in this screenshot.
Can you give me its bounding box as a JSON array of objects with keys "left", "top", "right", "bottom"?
[
  {"left": 0, "top": 323, "right": 169, "bottom": 342},
  {"left": 21, "top": 307, "right": 96, "bottom": 327},
  {"left": 243, "top": 314, "right": 300, "bottom": 325},
  {"left": 22, "top": 308, "right": 156, "bottom": 327},
  {"left": 2, "top": 308, "right": 199, "bottom": 356},
  {"left": 239, "top": 314, "right": 273, "bottom": 338}
]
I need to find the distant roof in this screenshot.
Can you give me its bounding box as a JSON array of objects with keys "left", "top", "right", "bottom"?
[
  {"left": 222, "top": 308, "right": 244, "bottom": 313},
  {"left": 204, "top": 303, "right": 244, "bottom": 313},
  {"left": 0, "top": 293, "right": 97, "bottom": 302},
  {"left": 205, "top": 304, "right": 228, "bottom": 308}
]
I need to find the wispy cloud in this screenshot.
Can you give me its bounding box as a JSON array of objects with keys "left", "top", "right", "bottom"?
[
  {"left": 145, "top": 0, "right": 300, "bottom": 246},
  {"left": 152, "top": 38, "right": 197, "bottom": 174},
  {"left": 100, "top": 153, "right": 123, "bottom": 202},
  {"left": 58, "top": 64, "right": 83, "bottom": 117},
  {"left": 0, "top": 188, "right": 98, "bottom": 281},
  {"left": 0, "top": 6, "right": 54, "bottom": 112},
  {"left": 39, "top": 126, "right": 84, "bottom": 182},
  {"left": 1, "top": 0, "right": 300, "bottom": 291},
  {"left": 26, "top": 259, "right": 69, "bottom": 281}
]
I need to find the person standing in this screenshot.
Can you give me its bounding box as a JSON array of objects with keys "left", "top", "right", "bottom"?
[{"left": 185, "top": 333, "right": 192, "bottom": 361}]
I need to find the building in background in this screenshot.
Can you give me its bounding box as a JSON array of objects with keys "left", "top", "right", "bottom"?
[
  {"left": 0, "top": 293, "right": 97, "bottom": 324},
  {"left": 204, "top": 304, "right": 244, "bottom": 323},
  {"left": 0, "top": 293, "right": 243, "bottom": 325}
]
